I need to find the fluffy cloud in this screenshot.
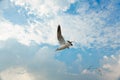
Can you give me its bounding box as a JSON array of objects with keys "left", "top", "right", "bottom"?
[
  {"left": 82, "top": 53, "right": 120, "bottom": 80},
  {"left": 0, "top": 1, "right": 120, "bottom": 80},
  {"left": 10, "top": 0, "right": 76, "bottom": 17},
  {"left": 0, "top": 19, "right": 57, "bottom": 46},
  {"left": 0, "top": 40, "right": 78, "bottom": 80},
  {"left": 0, "top": 0, "right": 119, "bottom": 49},
  {"left": 0, "top": 67, "right": 34, "bottom": 80},
  {"left": 0, "top": 40, "right": 100, "bottom": 80},
  {"left": 0, "top": 38, "right": 119, "bottom": 80},
  {"left": 101, "top": 54, "right": 120, "bottom": 80},
  {"left": 1, "top": 13, "right": 120, "bottom": 48}
]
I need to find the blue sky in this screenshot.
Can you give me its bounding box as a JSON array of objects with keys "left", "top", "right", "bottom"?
[{"left": 0, "top": 0, "right": 120, "bottom": 80}]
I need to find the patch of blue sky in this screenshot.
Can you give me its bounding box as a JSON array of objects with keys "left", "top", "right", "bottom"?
[
  {"left": 105, "top": 5, "right": 120, "bottom": 26},
  {"left": 56, "top": 48, "right": 99, "bottom": 68},
  {"left": 89, "top": 0, "right": 119, "bottom": 27},
  {"left": 55, "top": 48, "right": 79, "bottom": 65},
  {"left": 55, "top": 43, "right": 120, "bottom": 71},
  {"left": 79, "top": 48, "right": 108, "bottom": 69},
  {"left": 67, "top": 0, "right": 120, "bottom": 28},
  {"left": 65, "top": 2, "right": 79, "bottom": 15},
  {"left": 96, "top": 0, "right": 101, "bottom": 4},
  {"left": 3, "top": 3, "right": 45, "bottom": 25},
  {"left": 65, "top": 0, "right": 107, "bottom": 15},
  {"left": 3, "top": 4, "right": 29, "bottom": 25}
]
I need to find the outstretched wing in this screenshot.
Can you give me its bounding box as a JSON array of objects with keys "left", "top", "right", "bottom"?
[{"left": 57, "top": 25, "right": 66, "bottom": 45}]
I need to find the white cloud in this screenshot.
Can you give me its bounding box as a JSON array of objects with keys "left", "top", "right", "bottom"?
[
  {"left": 101, "top": 53, "right": 120, "bottom": 80},
  {"left": 90, "top": 53, "right": 120, "bottom": 80},
  {"left": 102, "top": 64, "right": 111, "bottom": 69},
  {"left": 0, "top": 19, "right": 57, "bottom": 46},
  {"left": 0, "top": 0, "right": 119, "bottom": 49},
  {"left": 0, "top": 20, "right": 30, "bottom": 46},
  {"left": 82, "top": 69, "right": 90, "bottom": 74},
  {"left": 75, "top": 54, "right": 82, "bottom": 63},
  {"left": 29, "top": 46, "right": 101, "bottom": 80},
  {"left": 78, "top": 52, "right": 120, "bottom": 80},
  {"left": 0, "top": 67, "right": 34, "bottom": 80},
  {"left": 0, "top": 1, "right": 119, "bottom": 80},
  {"left": 0, "top": 40, "right": 83, "bottom": 80},
  {"left": 10, "top": 0, "right": 76, "bottom": 17},
  {"left": 29, "top": 46, "right": 68, "bottom": 80},
  {"left": 103, "top": 56, "right": 109, "bottom": 60},
  {"left": 0, "top": 38, "right": 119, "bottom": 80}
]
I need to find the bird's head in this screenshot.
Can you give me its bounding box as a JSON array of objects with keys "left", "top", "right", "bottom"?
[{"left": 67, "top": 41, "right": 73, "bottom": 46}]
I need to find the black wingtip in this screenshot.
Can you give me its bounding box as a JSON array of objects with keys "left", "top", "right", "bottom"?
[
  {"left": 57, "top": 24, "right": 61, "bottom": 32},
  {"left": 58, "top": 24, "right": 60, "bottom": 29}
]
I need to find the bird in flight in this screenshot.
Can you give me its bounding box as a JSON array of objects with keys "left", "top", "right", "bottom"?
[{"left": 56, "top": 25, "right": 73, "bottom": 51}]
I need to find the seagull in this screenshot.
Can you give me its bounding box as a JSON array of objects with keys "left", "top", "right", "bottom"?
[{"left": 56, "top": 25, "right": 73, "bottom": 51}]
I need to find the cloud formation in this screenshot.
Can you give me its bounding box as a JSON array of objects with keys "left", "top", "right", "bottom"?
[
  {"left": 0, "top": 67, "right": 34, "bottom": 80},
  {"left": 0, "top": 0, "right": 119, "bottom": 49},
  {"left": 0, "top": 39, "right": 120, "bottom": 80},
  {"left": 101, "top": 53, "right": 120, "bottom": 80},
  {"left": 0, "top": 0, "right": 120, "bottom": 80}
]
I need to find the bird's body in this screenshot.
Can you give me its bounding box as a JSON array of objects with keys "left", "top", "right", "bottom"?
[
  {"left": 56, "top": 42, "right": 71, "bottom": 51},
  {"left": 56, "top": 25, "right": 73, "bottom": 51}
]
